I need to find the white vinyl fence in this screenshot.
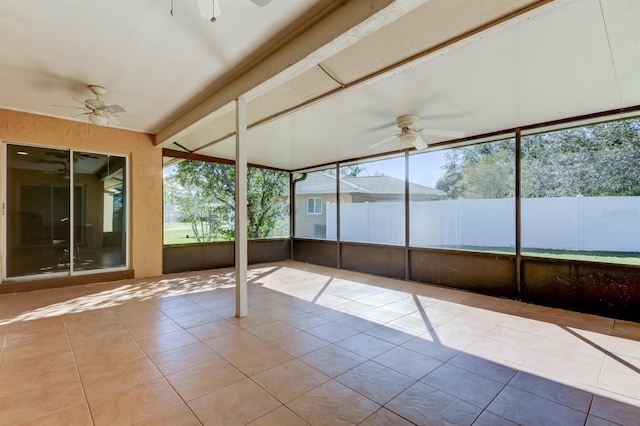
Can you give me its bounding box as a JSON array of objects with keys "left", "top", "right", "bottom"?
[{"left": 326, "top": 196, "right": 640, "bottom": 251}]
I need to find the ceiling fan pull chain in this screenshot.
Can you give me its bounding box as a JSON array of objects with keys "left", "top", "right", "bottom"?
[{"left": 170, "top": 0, "right": 174, "bottom": 16}]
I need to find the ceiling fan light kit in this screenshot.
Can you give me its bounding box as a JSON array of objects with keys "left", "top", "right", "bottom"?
[
  {"left": 370, "top": 113, "right": 465, "bottom": 151},
  {"left": 57, "top": 84, "right": 126, "bottom": 127}
]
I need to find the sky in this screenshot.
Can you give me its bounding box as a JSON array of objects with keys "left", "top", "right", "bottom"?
[
  {"left": 163, "top": 149, "right": 448, "bottom": 188},
  {"left": 348, "top": 150, "right": 448, "bottom": 188}
]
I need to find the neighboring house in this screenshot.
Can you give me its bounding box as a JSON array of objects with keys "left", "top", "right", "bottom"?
[{"left": 294, "top": 172, "right": 444, "bottom": 238}]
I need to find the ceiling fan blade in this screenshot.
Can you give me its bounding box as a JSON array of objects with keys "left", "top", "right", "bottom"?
[
  {"left": 52, "top": 104, "right": 87, "bottom": 110},
  {"left": 249, "top": 0, "right": 271, "bottom": 6},
  {"left": 420, "top": 128, "right": 466, "bottom": 138},
  {"left": 72, "top": 112, "right": 91, "bottom": 118},
  {"left": 366, "top": 120, "right": 397, "bottom": 132},
  {"left": 72, "top": 98, "right": 94, "bottom": 110},
  {"left": 412, "top": 134, "right": 428, "bottom": 150},
  {"left": 368, "top": 135, "right": 397, "bottom": 149},
  {"left": 105, "top": 104, "right": 126, "bottom": 113}
]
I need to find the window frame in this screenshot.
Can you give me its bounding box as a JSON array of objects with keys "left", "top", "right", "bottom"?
[{"left": 306, "top": 197, "right": 323, "bottom": 215}]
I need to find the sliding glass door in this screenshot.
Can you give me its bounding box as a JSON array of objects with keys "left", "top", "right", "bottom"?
[{"left": 4, "top": 143, "right": 128, "bottom": 279}]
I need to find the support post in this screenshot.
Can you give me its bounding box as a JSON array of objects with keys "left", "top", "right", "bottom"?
[
  {"left": 235, "top": 97, "right": 248, "bottom": 317},
  {"left": 515, "top": 129, "right": 522, "bottom": 301}
]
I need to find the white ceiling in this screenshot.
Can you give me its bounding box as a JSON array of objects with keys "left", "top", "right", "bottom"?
[
  {"left": 191, "top": 0, "right": 640, "bottom": 170},
  {"left": 0, "top": 0, "right": 326, "bottom": 132},
  {"left": 1, "top": 0, "right": 639, "bottom": 171}
]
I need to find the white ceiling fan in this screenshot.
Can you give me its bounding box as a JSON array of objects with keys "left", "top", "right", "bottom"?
[
  {"left": 194, "top": 0, "right": 270, "bottom": 22},
  {"left": 369, "top": 114, "right": 466, "bottom": 150},
  {"left": 62, "top": 85, "right": 126, "bottom": 126}
]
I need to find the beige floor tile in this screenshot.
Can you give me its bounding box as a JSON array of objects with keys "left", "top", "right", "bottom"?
[
  {"left": 359, "top": 408, "right": 415, "bottom": 426},
  {"left": 79, "top": 356, "right": 163, "bottom": 404},
  {"left": 73, "top": 333, "right": 147, "bottom": 368},
  {"left": 473, "top": 411, "right": 519, "bottom": 426},
  {"left": 597, "top": 368, "right": 640, "bottom": 400},
  {"left": 248, "top": 321, "right": 300, "bottom": 343},
  {"left": 281, "top": 312, "right": 330, "bottom": 330},
  {"left": 590, "top": 390, "right": 640, "bottom": 426},
  {"left": 90, "top": 377, "right": 183, "bottom": 426},
  {"left": 189, "top": 378, "right": 281, "bottom": 426},
  {"left": 0, "top": 362, "right": 80, "bottom": 400},
  {"left": 464, "top": 335, "right": 538, "bottom": 366},
  {"left": 306, "top": 322, "right": 360, "bottom": 343},
  {"left": 269, "top": 330, "right": 329, "bottom": 357},
  {"left": 386, "top": 381, "right": 481, "bottom": 426},
  {"left": 509, "top": 371, "right": 594, "bottom": 413},
  {"left": 147, "top": 341, "right": 221, "bottom": 376},
  {"left": 203, "top": 329, "right": 272, "bottom": 355},
  {"left": 421, "top": 363, "right": 505, "bottom": 408},
  {"left": 364, "top": 325, "right": 415, "bottom": 345},
  {"left": 137, "top": 329, "right": 200, "bottom": 356},
  {"left": 372, "top": 346, "right": 442, "bottom": 380},
  {"left": 602, "top": 352, "right": 640, "bottom": 375},
  {"left": 608, "top": 335, "right": 640, "bottom": 359},
  {"left": 126, "top": 318, "right": 184, "bottom": 340},
  {"left": 2, "top": 263, "right": 639, "bottom": 426},
  {"left": 247, "top": 406, "right": 309, "bottom": 426},
  {"left": 522, "top": 351, "right": 601, "bottom": 387},
  {"left": 252, "top": 358, "right": 330, "bottom": 403},
  {"left": 584, "top": 414, "right": 621, "bottom": 426},
  {"left": 132, "top": 404, "right": 201, "bottom": 426},
  {"left": 0, "top": 378, "right": 86, "bottom": 425},
  {"left": 487, "top": 386, "right": 587, "bottom": 425},
  {"left": 225, "top": 311, "right": 277, "bottom": 329},
  {"left": 299, "top": 344, "right": 367, "bottom": 378},
  {"left": 448, "top": 351, "right": 518, "bottom": 384},
  {"left": 401, "top": 335, "right": 460, "bottom": 362},
  {"left": 287, "top": 380, "right": 380, "bottom": 426},
  {"left": 337, "top": 361, "right": 415, "bottom": 405},
  {"left": 166, "top": 358, "right": 246, "bottom": 401},
  {"left": 187, "top": 319, "right": 242, "bottom": 341},
  {"left": 223, "top": 343, "right": 292, "bottom": 376},
  {"left": 538, "top": 336, "right": 606, "bottom": 366},
  {"left": 19, "top": 404, "right": 92, "bottom": 426},
  {"left": 335, "top": 333, "right": 395, "bottom": 359},
  {"left": 333, "top": 315, "right": 379, "bottom": 332},
  {"left": 172, "top": 310, "right": 221, "bottom": 329}
]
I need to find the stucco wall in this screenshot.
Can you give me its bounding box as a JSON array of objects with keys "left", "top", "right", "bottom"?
[{"left": 0, "top": 109, "right": 163, "bottom": 279}]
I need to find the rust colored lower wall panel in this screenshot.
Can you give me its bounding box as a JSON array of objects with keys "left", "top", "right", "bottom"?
[
  {"left": 248, "top": 239, "right": 291, "bottom": 265},
  {"left": 522, "top": 259, "right": 640, "bottom": 322},
  {"left": 292, "top": 239, "right": 338, "bottom": 268},
  {"left": 341, "top": 243, "right": 405, "bottom": 279},
  {"left": 163, "top": 239, "right": 291, "bottom": 274},
  {"left": 409, "top": 249, "right": 517, "bottom": 298},
  {"left": 0, "top": 269, "right": 135, "bottom": 294}
]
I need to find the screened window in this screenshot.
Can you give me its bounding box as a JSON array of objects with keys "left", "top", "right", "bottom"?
[
  {"left": 163, "top": 158, "right": 289, "bottom": 244},
  {"left": 521, "top": 118, "right": 640, "bottom": 264},
  {"left": 409, "top": 138, "right": 516, "bottom": 253},
  {"left": 306, "top": 197, "right": 322, "bottom": 215},
  {"left": 339, "top": 157, "right": 406, "bottom": 245},
  {"left": 294, "top": 169, "right": 336, "bottom": 240}
]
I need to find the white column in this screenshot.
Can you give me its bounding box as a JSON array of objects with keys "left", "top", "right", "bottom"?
[{"left": 235, "top": 97, "right": 248, "bottom": 317}]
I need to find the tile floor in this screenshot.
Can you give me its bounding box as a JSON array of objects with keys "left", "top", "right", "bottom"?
[{"left": 0, "top": 260, "right": 639, "bottom": 425}]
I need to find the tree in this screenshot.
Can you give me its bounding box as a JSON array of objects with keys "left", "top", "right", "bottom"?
[
  {"left": 167, "top": 160, "right": 289, "bottom": 242},
  {"left": 435, "top": 118, "right": 640, "bottom": 199}
]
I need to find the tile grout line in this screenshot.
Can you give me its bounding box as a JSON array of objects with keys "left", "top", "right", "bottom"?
[{"left": 62, "top": 313, "right": 97, "bottom": 426}]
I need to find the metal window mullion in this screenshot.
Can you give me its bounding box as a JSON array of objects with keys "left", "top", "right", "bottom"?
[{"left": 69, "top": 150, "right": 74, "bottom": 275}]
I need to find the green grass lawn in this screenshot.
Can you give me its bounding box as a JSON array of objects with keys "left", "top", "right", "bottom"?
[
  {"left": 164, "top": 222, "right": 639, "bottom": 266},
  {"left": 436, "top": 245, "right": 640, "bottom": 266},
  {"left": 163, "top": 222, "right": 201, "bottom": 245}
]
